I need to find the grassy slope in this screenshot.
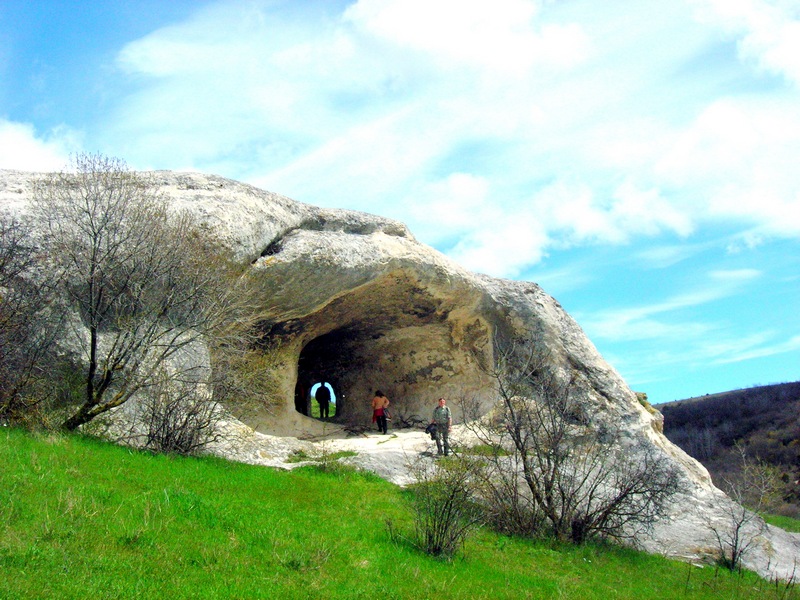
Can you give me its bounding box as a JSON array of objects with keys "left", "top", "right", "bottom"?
[{"left": 1, "top": 428, "right": 797, "bottom": 600}]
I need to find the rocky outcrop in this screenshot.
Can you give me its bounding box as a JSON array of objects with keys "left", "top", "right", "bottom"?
[{"left": 2, "top": 169, "right": 798, "bottom": 580}]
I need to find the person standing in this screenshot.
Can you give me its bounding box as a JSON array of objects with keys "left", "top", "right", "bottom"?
[
  {"left": 371, "top": 390, "right": 390, "bottom": 434},
  {"left": 315, "top": 384, "right": 331, "bottom": 419},
  {"left": 431, "top": 397, "right": 452, "bottom": 456}
]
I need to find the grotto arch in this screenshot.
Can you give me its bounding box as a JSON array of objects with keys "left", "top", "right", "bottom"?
[
  {"left": 311, "top": 382, "right": 335, "bottom": 419},
  {"left": 287, "top": 270, "right": 497, "bottom": 429},
  {"left": 294, "top": 334, "right": 348, "bottom": 420}
]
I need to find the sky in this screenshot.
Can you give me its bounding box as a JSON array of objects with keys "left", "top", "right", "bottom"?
[{"left": 0, "top": 0, "right": 798, "bottom": 404}]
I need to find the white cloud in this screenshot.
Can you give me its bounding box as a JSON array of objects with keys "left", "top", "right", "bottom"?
[
  {"left": 89, "top": 0, "right": 800, "bottom": 280},
  {"left": 655, "top": 97, "right": 800, "bottom": 237},
  {"left": 343, "top": 0, "right": 590, "bottom": 73},
  {"left": 0, "top": 120, "right": 75, "bottom": 171},
  {"left": 708, "top": 268, "right": 761, "bottom": 281},
  {"left": 405, "top": 173, "right": 491, "bottom": 242},
  {"left": 635, "top": 243, "right": 705, "bottom": 269},
  {"left": 693, "top": 0, "right": 800, "bottom": 85},
  {"left": 714, "top": 333, "right": 800, "bottom": 363},
  {"left": 607, "top": 329, "right": 785, "bottom": 388},
  {"left": 581, "top": 269, "right": 762, "bottom": 342},
  {"left": 528, "top": 179, "right": 693, "bottom": 248},
  {"left": 448, "top": 213, "right": 549, "bottom": 277}
]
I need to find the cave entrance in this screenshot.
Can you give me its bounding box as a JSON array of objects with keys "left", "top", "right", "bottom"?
[
  {"left": 294, "top": 378, "right": 341, "bottom": 420},
  {"left": 294, "top": 379, "right": 342, "bottom": 420},
  {"left": 294, "top": 331, "right": 351, "bottom": 421},
  {"left": 310, "top": 382, "right": 336, "bottom": 419}
]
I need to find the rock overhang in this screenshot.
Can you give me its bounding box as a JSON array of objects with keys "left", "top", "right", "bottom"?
[{"left": 249, "top": 234, "right": 497, "bottom": 428}]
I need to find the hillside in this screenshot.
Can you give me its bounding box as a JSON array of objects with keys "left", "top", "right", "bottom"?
[
  {"left": 1, "top": 428, "right": 796, "bottom": 600},
  {"left": 3, "top": 167, "right": 800, "bottom": 579},
  {"left": 660, "top": 381, "right": 800, "bottom": 516}
]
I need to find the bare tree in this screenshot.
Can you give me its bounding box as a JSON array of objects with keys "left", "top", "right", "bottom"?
[
  {"left": 463, "top": 338, "right": 682, "bottom": 544},
  {"left": 31, "top": 153, "right": 252, "bottom": 431},
  {"left": 0, "top": 216, "right": 63, "bottom": 425},
  {"left": 709, "top": 442, "right": 780, "bottom": 571}
]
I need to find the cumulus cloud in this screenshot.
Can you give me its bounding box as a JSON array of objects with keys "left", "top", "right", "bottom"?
[
  {"left": 404, "top": 173, "right": 492, "bottom": 243},
  {"left": 0, "top": 120, "right": 75, "bottom": 171},
  {"left": 693, "top": 0, "right": 800, "bottom": 86},
  {"left": 655, "top": 97, "right": 800, "bottom": 237},
  {"left": 92, "top": 0, "right": 800, "bottom": 279},
  {"left": 530, "top": 180, "right": 694, "bottom": 247},
  {"left": 449, "top": 212, "right": 549, "bottom": 277}
]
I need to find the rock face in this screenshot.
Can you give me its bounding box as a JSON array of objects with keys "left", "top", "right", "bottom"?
[{"left": 2, "top": 169, "right": 798, "bottom": 580}]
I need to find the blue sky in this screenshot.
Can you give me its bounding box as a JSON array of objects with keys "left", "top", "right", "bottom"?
[{"left": 1, "top": 0, "right": 798, "bottom": 404}]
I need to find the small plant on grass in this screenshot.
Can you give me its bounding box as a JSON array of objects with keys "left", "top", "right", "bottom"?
[
  {"left": 407, "top": 455, "right": 484, "bottom": 559},
  {"left": 139, "top": 378, "right": 223, "bottom": 456},
  {"left": 286, "top": 449, "right": 314, "bottom": 463},
  {"left": 286, "top": 423, "right": 359, "bottom": 472},
  {"left": 286, "top": 447, "right": 357, "bottom": 471}
]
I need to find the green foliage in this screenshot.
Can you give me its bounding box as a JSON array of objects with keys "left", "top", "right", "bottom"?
[
  {"left": 286, "top": 449, "right": 315, "bottom": 463},
  {"left": 635, "top": 391, "right": 657, "bottom": 415},
  {"left": 407, "top": 456, "right": 485, "bottom": 559},
  {"left": 461, "top": 443, "right": 511, "bottom": 457},
  {"left": 1, "top": 428, "right": 797, "bottom": 599},
  {"left": 286, "top": 449, "right": 357, "bottom": 463}
]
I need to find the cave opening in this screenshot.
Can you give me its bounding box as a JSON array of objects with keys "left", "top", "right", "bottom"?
[
  {"left": 294, "top": 378, "right": 342, "bottom": 420},
  {"left": 310, "top": 382, "right": 336, "bottom": 419},
  {"left": 287, "top": 272, "right": 494, "bottom": 429},
  {"left": 294, "top": 329, "right": 354, "bottom": 422}
]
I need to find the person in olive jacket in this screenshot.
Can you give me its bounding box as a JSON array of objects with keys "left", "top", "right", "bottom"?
[{"left": 431, "top": 397, "right": 452, "bottom": 456}]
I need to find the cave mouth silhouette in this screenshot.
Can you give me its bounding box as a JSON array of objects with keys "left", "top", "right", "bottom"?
[
  {"left": 286, "top": 271, "right": 494, "bottom": 428},
  {"left": 310, "top": 382, "right": 336, "bottom": 419},
  {"left": 294, "top": 376, "right": 341, "bottom": 420},
  {"left": 294, "top": 330, "right": 348, "bottom": 421}
]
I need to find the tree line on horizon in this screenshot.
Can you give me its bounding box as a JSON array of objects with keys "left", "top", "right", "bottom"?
[{"left": 661, "top": 381, "right": 800, "bottom": 519}]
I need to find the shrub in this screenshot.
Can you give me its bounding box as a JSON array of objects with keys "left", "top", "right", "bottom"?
[
  {"left": 463, "top": 338, "right": 683, "bottom": 544},
  {"left": 408, "top": 456, "right": 484, "bottom": 559}
]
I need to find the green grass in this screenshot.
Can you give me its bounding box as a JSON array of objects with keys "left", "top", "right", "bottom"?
[
  {"left": 309, "top": 401, "right": 337, "bottom": 419},
  {"left": 763, "top": 513, "right": 800, "bottom": 533},
  {"left": 459, "top": 443, "right": 511, "bottom": 457},
  {"left": 1, "top": 427, "right": 796, "bottom": 599}
]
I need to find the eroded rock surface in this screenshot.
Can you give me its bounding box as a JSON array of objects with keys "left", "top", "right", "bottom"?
[{"left": 2, "top": 169, "right": 797, "bottom": 580}]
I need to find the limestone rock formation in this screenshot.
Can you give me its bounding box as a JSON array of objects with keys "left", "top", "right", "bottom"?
[{"left": 1, "top": 169, "right": 798, "bottom": 580}]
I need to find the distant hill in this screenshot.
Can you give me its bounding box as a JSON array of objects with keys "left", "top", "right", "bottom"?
[{"left": 660, "top": 381, "right": 800, "bottom": 517}]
